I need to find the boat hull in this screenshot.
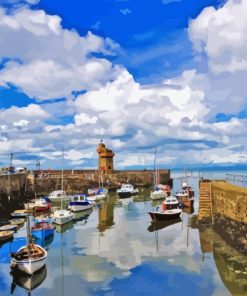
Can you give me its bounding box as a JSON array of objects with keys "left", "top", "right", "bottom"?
[
  {"left": 31, "top": 228, "right": 54, "bottom": 241},
  {"left": 11, "top": 245, "right": 47, "bottom": 275},
  {"left": 148, "top": 209, "right": 182, "bottom": 221},
  {"left": 69, "top": 203, "right": 93, "bottom": 212},
  {"left": 52, "top": 210, "right": 74, "bottom": 225}
]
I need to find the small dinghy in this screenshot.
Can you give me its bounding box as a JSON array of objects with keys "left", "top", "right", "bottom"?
[
  {"left": 10, "top": 211, "right": 47, "bottom": 275},
  {"left": 9, "top": 219, "right": 25, "bottom": 226},
  {"left": 0, "top": 224, "right": 18, "bottom": 232},
  {"left": 11, "top": 244, "right": 47, "bottom": 275},
  {"left": 0, "top": 230, "right": 14, "bottom": 241}
]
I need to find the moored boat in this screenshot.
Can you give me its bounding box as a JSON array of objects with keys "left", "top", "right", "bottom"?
[
  {"left": 148, "top": 208, "right": 182, "bottom": 221},
  {"left": 34, "top": 198, "right": 51, "bottom": 212},
  {"left": 31, "top": 220, "right": 54, "bottom": 241},
  {"left": 68, "top": 194, "right": 93, "bottom": 212},
  {"left": 0, "top": 230, "right": 14, "bottom": 241},
  {"left": 117, "top": 184, "right": 138, "bottom": 199},
  {"left": 10, "top": 244, "right": 47, "bottom": 275},
  {"left": 0, "top": 224, "right": 18, "bottom": 231},
  {"left": 9, "top": 219, "right": 25, "bottom": 226}
]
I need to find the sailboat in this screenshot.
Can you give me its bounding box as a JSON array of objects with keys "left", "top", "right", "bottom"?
[
  {"left": 52, "top": 149, "right": 74, "bottom": 225},
  {"left": 150, "top": 149, "right": 167, "bottom": 200},
  {"left": 87, "top": 173, "right": 108, "bottom": 202},
  {"left": 10, "top": 208, "right": 47, "bottom": 275},
  {"left": 174, "top": 171, "right": 194, "bottom": 207}
]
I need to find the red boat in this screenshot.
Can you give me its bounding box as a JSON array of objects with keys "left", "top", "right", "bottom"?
[{"left": 34, "top": 199, "right": 51, "bottom": 212}]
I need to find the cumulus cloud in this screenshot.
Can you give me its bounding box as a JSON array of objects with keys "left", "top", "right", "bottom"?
[
  {"left": 1, "top": 1, "right": 247, "bottom": 168},
  {"left": 0, "top": 7, "right": 120, "bottom": 100}
]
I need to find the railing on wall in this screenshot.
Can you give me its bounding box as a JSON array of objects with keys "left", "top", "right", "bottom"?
[{"left": 225, "top": 174, "right": 247, "bottom": 187}]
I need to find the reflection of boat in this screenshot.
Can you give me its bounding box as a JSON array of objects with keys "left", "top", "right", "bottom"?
[
  {"left": 117, "top": 184, "right": 138, "bottom": 199},
  {"left": 53, "top": 220, "right": 73, "bottom": 233},
  {"left": 68, "top": 194, "right": 93, "bottom": 212},
  {"left": 120, "top": 196, "right": 133, "bottom": 208},
  {"left": 147, "top": 217, "right": 181, "bottom": 232},
  {"left": 182, "top": 205, "right": 194, "bottom": 215},
  {"left": 73, "top": 208, "right": 93, "bottom": 223},
  {"left": 10, "top": 211, "right": 47, "bottom": 275},
  {"left": 10, "top": 265, "right": 47, "bottom": 293},
  {"left": 0, "top": 230, "right": 14, "bottom": 241}
]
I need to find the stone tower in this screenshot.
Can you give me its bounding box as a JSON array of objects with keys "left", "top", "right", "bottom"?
[{"left": 97, "top": 140, "right": 115, "bottom": 174}]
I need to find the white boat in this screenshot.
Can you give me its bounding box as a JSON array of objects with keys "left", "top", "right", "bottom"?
[
  {"left": 48, "top": 190, "right": 70, "bottom": 202},
  {"left": 87, "top": 192, "right": 107, "bottom": 202},
  {"left": 11, "top": 244, "right": 47, "bottom": 275},
  {"left": 150, "top": 189, "right": 167, "bottom": 200},
  {"left": 164, "top": 196, "right": 179, "bottom": 210},
  {"left": 10, "top": 211, "right": 47, "bottom": 275},
  {"left": 52, "top": 149, "right": 74, "bottom": 225},
  {"left": 117, "top": 184, "right": 138, "bottom": 199},
  {"left": 68, "top": 195, "right": 93, "bottom": 212}
]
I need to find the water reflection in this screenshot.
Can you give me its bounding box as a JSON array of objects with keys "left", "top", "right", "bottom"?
[
  {"left": 10, "top": 265, "right": 47, "bottom": 295},
  {"left": 53, "top": 221, "right": 73, "bottom": 233},
  {"left": 33, "top": 233, "right": 54, "bottom": 249},
  {"left": 98, "top": 197, "right": 115, "bottom": 232},
  {"left": 199, "top": 227, "right": 247, "bottom": 295},
  {"left": 147, "top": 218, "right": 182, "bottom": 232},
  {"left": 72, "top": 209, "right": 93, "bottom": 223}
]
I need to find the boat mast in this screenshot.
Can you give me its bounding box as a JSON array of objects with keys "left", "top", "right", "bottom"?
[
  {"left": 61, "top": 147, "right": 64, "bottom": 211},
  {"left": 152, "top": 147, "right": 157, "bottom": 191}
]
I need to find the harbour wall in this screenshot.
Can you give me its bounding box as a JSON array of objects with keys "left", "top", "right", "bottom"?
[
  {"left": 211, "top": 181, "right": 247, "bottom": 254},
  {"left": 198, "top": 180, "right": 247, "bottom": 255},
  {"left": 0, "top": 169, "right": 171, "bottom": 212}
]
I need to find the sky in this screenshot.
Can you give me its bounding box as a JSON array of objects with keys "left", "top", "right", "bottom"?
[{"left": 0, "top": 0, "right": 247, "bottom": 170}]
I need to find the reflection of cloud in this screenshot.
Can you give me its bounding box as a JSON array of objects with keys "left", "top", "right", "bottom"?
[{"left": 120, "top": 8, "right": 132, "bottom": 15}]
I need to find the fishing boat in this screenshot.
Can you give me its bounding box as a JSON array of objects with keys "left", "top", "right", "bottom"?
[
  {"left": 148, "top": 198, "right": 182, "bottom": 221},
  {"left": 117, "top": 184, "right": 138, "bottom": 199},
  {"left": 52, "top": 149, "right": 74, "bottom": 225},
  {"left": 10, "top": 211, "right": 47, "bottom": 275},
  {"left": 0, "top": 230, "right": 14, "bottom": 241},
  {"left": 31, "top": 220, "right": 54, "bottom": 242},
  {"left": 68, "top": 194, "right": 93, "bottom": 212},
  {"left": 148, "top": 208, "right": 182, "bottom": 221},
  {"left": 0, "top": 224, "right": 18, "bottom": 231},
  {"left": 174, "top": 173, "right": 194, "bottom": 207},
  {"left": 34, "top": 198, "right": 52, "bottom": 212}
]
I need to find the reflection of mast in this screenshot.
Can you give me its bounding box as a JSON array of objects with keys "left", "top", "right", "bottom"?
[{"left": 61, "top": 233, "right": 64, "bottom": 296}]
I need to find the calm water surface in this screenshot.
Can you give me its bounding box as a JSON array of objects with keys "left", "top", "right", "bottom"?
[{"left": 0, "top": 171, "right": 246, "bottom": 296}]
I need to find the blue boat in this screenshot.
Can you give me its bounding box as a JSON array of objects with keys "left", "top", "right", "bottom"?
[
  {"left": 31, "top": 220, "right": 54, "bottom": 242},
  {"left": 68, "top": 194, "right": 93, "bottom": 212}
]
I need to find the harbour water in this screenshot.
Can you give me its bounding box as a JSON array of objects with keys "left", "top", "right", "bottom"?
[{"left": 0, "top": 171, "right": 246, "bottom": 296}]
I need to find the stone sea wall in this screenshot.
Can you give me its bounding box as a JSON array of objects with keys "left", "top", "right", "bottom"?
[{"left": 211, "top": 181, "right": 247, "bottom": 254}]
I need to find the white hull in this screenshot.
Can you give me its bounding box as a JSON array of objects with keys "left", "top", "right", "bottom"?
[
  {"left": 52, "top": 210, "right": 74, "bottom": 225},
  {"left": 69, "top": 204, "right": 93, "bottom": 212},
  {"left": 11, "top": 246, "right": 47, "bottom": 275},
  {"left": 87, "top": 193, "right": 107, "bottom": 202}
]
